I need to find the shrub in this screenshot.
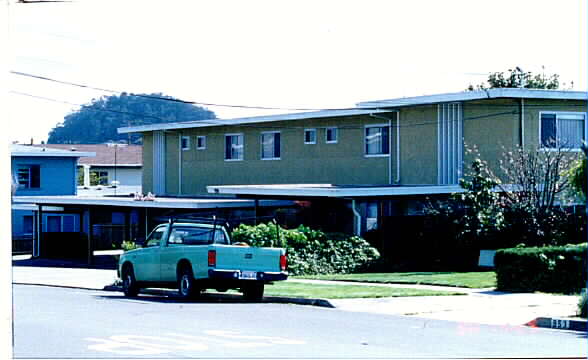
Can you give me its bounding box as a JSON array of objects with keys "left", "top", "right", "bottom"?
[
  {"left": 495, "top": 244, "right": 587, "bottom": 294},
  {"left": 579, "top": 290, "right": 587, "bottom": 318},
  {"left": 231, "top": 223, "right": 380, "bottom": 276}
]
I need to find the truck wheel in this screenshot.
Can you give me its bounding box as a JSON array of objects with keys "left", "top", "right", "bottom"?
[
  {"left": 178, "top": 266, "right": 199, "bottom": 300},
  {"left": 122, "top": 265, "right": 139, "bottom": 297},
  {"left": 243, "top": 282, "right": 264, "bottom": 302}
]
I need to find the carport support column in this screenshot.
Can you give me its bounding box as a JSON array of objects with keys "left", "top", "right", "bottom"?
[
  {"left": 87, "top": 208, "right": 93, "bottom": 265},
  {"left": 34, "top": 205, "right": 43, "bottom": 258},
  {"left": 254, "top": 199, "right": 259, "bottom": 225}
]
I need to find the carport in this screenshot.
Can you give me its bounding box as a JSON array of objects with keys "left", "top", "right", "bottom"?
[{"left": 12, "top": 195, "right": 294, "bottom": 265}]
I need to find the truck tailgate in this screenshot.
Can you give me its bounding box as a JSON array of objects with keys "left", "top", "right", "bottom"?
[{"left": 214, "top": 245, "right": 283, "bottom": 273}]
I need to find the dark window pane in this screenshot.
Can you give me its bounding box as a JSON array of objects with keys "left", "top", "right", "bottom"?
[
  {"left": 274, "top": 133, "right": 281, "bottom": 158},
  {"left": 541, "top": 114, "right": 557, "bottom": 148}
]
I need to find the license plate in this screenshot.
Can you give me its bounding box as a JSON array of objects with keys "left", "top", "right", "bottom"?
[{"left": 239, "top": 271, "right": 257, "bottom": 280}]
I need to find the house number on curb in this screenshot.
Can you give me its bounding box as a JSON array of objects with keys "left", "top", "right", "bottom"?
[
  {"left": 85, "top": 330, "right": 305, "bottom": 356},
  {"left": 550, "top": 319, "right": 570, "bottom": 329}
]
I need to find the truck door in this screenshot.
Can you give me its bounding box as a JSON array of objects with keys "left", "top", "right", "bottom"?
[{"left": 132, "top": 225, "right": 165, "bottom": 282}]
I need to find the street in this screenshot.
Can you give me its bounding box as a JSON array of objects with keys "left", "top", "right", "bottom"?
[{"left": 13, "top": 284, "right": 587, "bottom": 359}]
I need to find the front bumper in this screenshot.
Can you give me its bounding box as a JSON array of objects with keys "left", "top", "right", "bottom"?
[{"left": 208, "top": 269, "right": 288, "bottom": 282}]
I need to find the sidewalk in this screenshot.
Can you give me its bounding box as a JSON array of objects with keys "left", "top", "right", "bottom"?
[{"left": 12, "top": 258, "right": 586, "bottom": 331}]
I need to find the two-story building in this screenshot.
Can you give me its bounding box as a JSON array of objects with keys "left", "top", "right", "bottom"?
[
  {"left": 11, "top": 144, "right": 95, "bottom": 254},
  {"left": 117, "top": 88, "right": 587, "bottom": 261}
]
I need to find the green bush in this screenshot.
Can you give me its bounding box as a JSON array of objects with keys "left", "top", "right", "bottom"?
[
  {"left": 579, "top": 290, "right": 587, "bottom": 318},
  {"left": 231, "top": 223, "right": 380, "bottom": 276},
  {"left": 495, "top": 244, "right": 587, "bottom": 294}
]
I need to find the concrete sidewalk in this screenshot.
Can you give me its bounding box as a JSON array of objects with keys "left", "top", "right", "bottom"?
[{"left": 11, "top": 259, "right": 586, "bottom": 331}]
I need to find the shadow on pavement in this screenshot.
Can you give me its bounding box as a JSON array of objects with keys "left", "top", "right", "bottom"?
[
  {"left": 12, "top": 256, "right": 118, "bottom": 270},
  {"left": 97, "top": 291, "right": 265, "bottom": 305}
]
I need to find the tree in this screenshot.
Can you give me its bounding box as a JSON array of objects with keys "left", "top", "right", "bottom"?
[
  {"left": 568, "top": 158, "right": 587, "bottom": 197},
  {"left": 467, "top": 66, "right": 570, "bottom": 91},
  {"left": 47, "top": 93, "right": 216, "bottom": 144}
]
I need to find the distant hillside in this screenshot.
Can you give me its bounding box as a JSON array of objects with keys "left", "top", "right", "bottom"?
[{"left": 47, "top": 93, "right": 216, "bottom": 144}]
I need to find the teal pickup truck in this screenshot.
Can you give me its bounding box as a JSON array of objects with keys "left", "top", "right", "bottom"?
[{"left": 118, "top": 220, "right": 287, "bottom": 301}]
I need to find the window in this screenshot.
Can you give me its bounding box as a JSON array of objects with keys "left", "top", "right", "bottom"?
[
  {"left": 23, "top": 216, "right": 34, "bottom": 235},
  {"left": 197, "top": 136, "right": 206, "bottom": 150},
  {"left": 365, "top": 125, "right": 390, "bottom": 156},
  {"left": 181, "top": 136, "right": 190, "bottom": 151},
  {"left": 304, "top": 129, "right": 317, "bottom": 144},
  {"left": 17, "top": 165, "right": 40, "bottom": 189},
  {"left": 225, "top": 134, "right": 244, "bottom": 161},
  {"left": 146, "top": 226, "right": 166, "bottom": 247},
  {"left": 326, "top": 127, "right": 338, "bottom": 143},
  {"left": 261, "top": 132, "right": 281, "bottom": 160},
  {"left": 540, "top": 112, "right": 585, "bottom": 149},
  {"left": 168, "top": 226, "right": 228, "bottom": 245},
  {"left": 90, "top": 170, "right": 109, "bottom": 186}
]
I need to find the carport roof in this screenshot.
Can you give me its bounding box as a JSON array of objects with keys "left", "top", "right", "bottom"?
[
  {"left": 206, "top": 184, "right": 464, "bottom": 198},
  {"left": 12, "top": 195, "right": 294, "bottom": 209}
]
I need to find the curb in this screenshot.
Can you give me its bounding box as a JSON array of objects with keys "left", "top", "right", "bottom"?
[
  {"left": 526, "top": 317, "right": 587, "bottom": 332},
  {"left": 103, "top": 285, "right": 335, "bottom": 308}
]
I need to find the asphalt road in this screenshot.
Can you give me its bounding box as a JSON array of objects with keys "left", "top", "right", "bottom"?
[{"left": 12, "top": 284, "right": 587, "bottom": 359}]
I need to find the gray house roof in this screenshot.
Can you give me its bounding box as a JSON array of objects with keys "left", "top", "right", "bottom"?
[{"left": 117, "top": 88, "right": 587, "bottom": 135}]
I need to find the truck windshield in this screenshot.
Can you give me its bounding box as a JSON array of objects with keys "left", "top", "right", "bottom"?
[{"left": 168, "top": 226, "right": 228, "bottom": 245}]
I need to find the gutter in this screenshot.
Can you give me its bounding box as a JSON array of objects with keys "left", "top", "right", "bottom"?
[{"left": 351, "top": 199, "right": 361, "bottom": 236}]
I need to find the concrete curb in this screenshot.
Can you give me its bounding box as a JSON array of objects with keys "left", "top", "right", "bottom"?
[
  {"left": 526, "top": 317, "right": 587, "bottom": 332},
  {"left": 103, "top": 285, "right": 335, "bottom": 308}
]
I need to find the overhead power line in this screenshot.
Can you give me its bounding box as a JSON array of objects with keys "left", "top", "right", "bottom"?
[{"left": 10, "top": 71, "right": 358, "bottom": 112}]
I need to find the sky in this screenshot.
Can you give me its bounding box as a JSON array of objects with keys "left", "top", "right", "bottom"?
[{"left": 4, "top": 0, "right": 588, "bottom": 144}]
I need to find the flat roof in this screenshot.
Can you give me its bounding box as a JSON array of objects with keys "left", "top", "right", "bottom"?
[
  {"left": 118, "top": 88, "right": 586, "bottom": 135},
  {"left": 12, "top": 195, "right": 294, "bottom": 209},
  {"left": 11, "top": 144, "right": 95, "bottom": 158},
  {"left": 118, "top": 108, "right": 394, "bottom": 134},
  {"left": 207, "top": 184, "right": 464, "bottom": 198},
  {"left": 357, "top": 88, "right": 588, "bottom": 108}
]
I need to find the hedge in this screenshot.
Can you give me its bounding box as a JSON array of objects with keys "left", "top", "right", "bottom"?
[{"left": 495, "top": 244, "right": 587, "bottom": 294}]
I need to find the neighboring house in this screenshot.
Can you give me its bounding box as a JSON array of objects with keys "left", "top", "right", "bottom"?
[
  {"left": 11, "top": 144, "right": 95, "bottom": 253},
  {"left": 118, "top": 88, "right": 587, "bottom": 237},
  {"left": 34, "top": 144, "right": 142, "bottom": 188}
]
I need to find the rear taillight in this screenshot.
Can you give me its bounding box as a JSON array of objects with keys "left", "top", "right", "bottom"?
[
  {"left": 208, "top": 250, "right": 217, "bottom": 267},
  {"left": 280, "top": 254, "right": 287, "bottom": 271}
]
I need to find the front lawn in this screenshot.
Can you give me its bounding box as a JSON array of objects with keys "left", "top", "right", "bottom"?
[
  {"left": 263, "top": 281, "right": 466, "bottom": 299},
  {"left": 297, "top": 272, "right": 496, "bottom": 289}
]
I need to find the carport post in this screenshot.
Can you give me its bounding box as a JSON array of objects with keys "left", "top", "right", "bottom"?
[
  {"left": 34, "top": 205, "right": 43, "bottom": 258},
  {"left": 254, "top": 199, "right": 259, "bottom": 225},
  {"left": 86, "top": 207, "right": 93, "bottom": 265}
]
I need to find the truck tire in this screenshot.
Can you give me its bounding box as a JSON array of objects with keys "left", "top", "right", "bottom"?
[
  {"left": 122, "top": 264, "right": 140, "bottom": 297},
  {"left": 178, "top": 266, "right": 199, "bottom": 300},
  {"left": 243, "top": 281, "right": 264, "bottom": 302}
]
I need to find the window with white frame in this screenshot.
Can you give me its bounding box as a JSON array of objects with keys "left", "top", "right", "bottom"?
[
  {"left": 181, "top": 136, "right": 190, "bottom": 151},
  {"left": 365, "top": 125, "right": 389, "bottom": 155},
  {"left": 540, "top": 112, "right": 585, "bottom": 149},
  {"left": 304, "top": 129, "right": 317, "bottom": 144},
  {"left": 326, "top": 127, "right": 338, "bottom": 143},
  {"left": 261, "top": 132, "right": 281, "bottom": 160},
  {"left": 17, "top": 165, "right": 40, "bottom": 189},
  {"left": 225, "top": 134, "right": 244, "bottom": 160},
  {"left": 196, "top": 136, "right": 206, "bottom": 150}
]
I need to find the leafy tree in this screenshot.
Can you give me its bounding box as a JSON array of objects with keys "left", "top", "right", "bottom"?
[
  {"left": 48, "top": 93, "right": 216, "bottom": 144},
  {"left": 568, "top": 158, "right": 587, "bottom": 197},
  {"left": 467, "top": 66, "right": 570, "bottom": 91}
]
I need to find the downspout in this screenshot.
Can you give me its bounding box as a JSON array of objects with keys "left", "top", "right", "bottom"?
[
  {"left": 178, "top": 133, "right": 182, "bottom": 195},
  {"left": 351, "top": 199, "right": 361, "bottom": 236},
  {"left": 519, "top": 99, "right": 525, "bottom": 147}
]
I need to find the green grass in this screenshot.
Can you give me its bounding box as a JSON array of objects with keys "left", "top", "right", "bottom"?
[
  {"left": 263, "top": 281, "right": 465, "bottom": 299},
  {"left": 297, "top": 272, "right": 496, "bottom": 289}
]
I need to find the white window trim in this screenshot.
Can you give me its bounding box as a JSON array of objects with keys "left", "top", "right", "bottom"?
[
  {"left": 224, "top": 133, "right": 244, "bottom": 161},
  {"left": 196, "top": 136, "right": 206, "bottom": 150},
  {"left": 304, "top": 128, "right": 317, "bottom": 144},
  {"left": 325, "top": 127, "right": 338, "bottom": 144},
  {"left": 260, "top": 131, "right": 281, "bottom": 160},
  {"left": 364, "top": 124, "right": 390, "bottom": 158},
  {"left": 539, "top": 111, "right": 586, "bottom": 151},
  {"left": 180, "top": 135, "right": 190, "bottom": 151}
]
